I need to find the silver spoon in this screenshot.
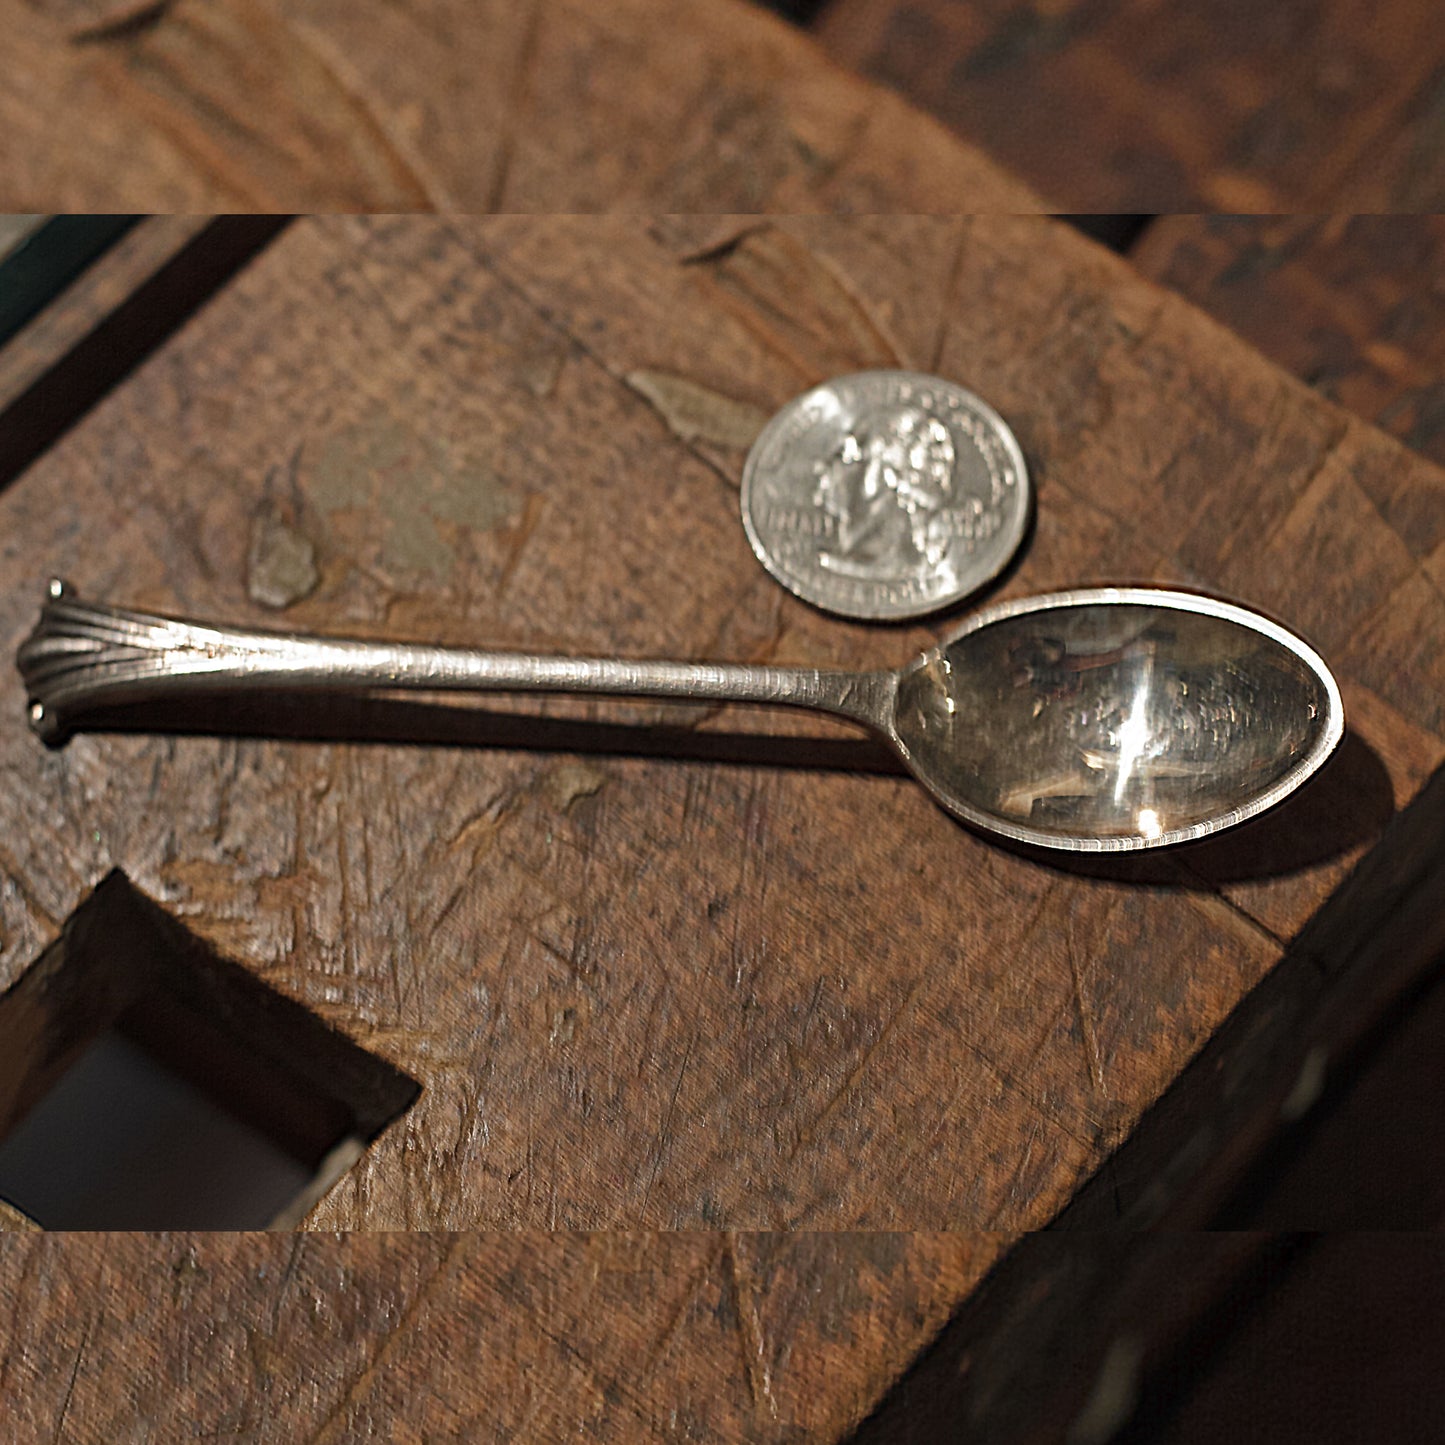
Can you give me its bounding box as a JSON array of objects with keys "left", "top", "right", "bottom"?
[{"left": 17, "top": 579, "right": 1342, "bottom": 853}]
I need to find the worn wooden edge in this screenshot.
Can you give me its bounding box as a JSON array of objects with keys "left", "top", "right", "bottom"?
[
  {"left": 0, "top": 0, "right": 1047, "bottom": 212},
  {"left": 0, "top": 215, "right": 290, "bottom": 488},
  {"left": 1129, "top": 214, "right": 1445, "bottom": 469},
  {"left": 810, "top": 0, "right": 1445, "bottom": 212},
  {"left": 849, "top": 1232, "right": 1307, "bottom": 1445},
  {"left": 0, "top": 215, "right": 217, "bottom": 414},
  {"left": 0, "top": 216, "right": 47, "bottom": 263},
  {"left": 1058, "top": 746, "right": 1445, "bottom": 1231},
  {"left": 839, "top": 758, "right": 1445, "bottom": 1435},
  {"left": 0, "top": 1197, "right": 39, "bottom": 1231}
]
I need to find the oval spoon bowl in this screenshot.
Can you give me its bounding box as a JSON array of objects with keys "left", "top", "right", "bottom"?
[{"left": 893, "top": 587, "right": 1344, "bottom": 852}]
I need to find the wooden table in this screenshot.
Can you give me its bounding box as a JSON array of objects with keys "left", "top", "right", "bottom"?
[
  {"left": 0, "top": 0, "right": 1037, "bottom": 212},
  {"left": 2, "top": 210, "right": 1442, "bottom": 1438},
  {"left": 2, "top": 3, "right": 1444, "bottom": 1438},
  {"left": 817, "top": 0, "right": 1445, "bottom": 210}
]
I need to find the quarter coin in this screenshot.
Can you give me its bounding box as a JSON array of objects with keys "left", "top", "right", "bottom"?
[{"left": 740, "top": 371, "right": 1031, "bottom": 620}]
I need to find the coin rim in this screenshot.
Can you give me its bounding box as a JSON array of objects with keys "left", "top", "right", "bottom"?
[{"left": 739, "top": 370, "right": 1033, "bottom": 621}]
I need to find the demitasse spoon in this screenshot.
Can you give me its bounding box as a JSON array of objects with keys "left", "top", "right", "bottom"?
[{"left": 17, "top": 580, "right": 1342, "bottom": 852}]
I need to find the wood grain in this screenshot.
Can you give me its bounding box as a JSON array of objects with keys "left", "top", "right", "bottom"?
[
  {"left": 1133, "top": 215, "right": 1445, "bottom": 468},
  {"left": 0, "top": 1200, "right": 36, "bottom": 1231},
  {"left": 0, "top": 1231, "right": 992, "bottom": 1443},
  {"left": 0, "top": 0, "right": 1041, "bottom": 212},
  {"left": 815, "top": 0, "right": 1445, "bottom": 210},
  {"left": 2, "top": 216, "right": 1441, "bottom": 1245}
]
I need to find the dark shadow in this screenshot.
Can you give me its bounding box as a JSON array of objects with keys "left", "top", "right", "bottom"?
[
  {"left": 844, "top": 1233, "right": 1311, "bottom": 1445},
  {"left": 1207, "top": 943, "right": 1445, "bottom": 1229},
  {"left": 0, "top": 216, "right": 291, "bottom": 490},
  {"left": 46, "top": 693, "right": 1390, "bottom": 885},
  {"left": 751, "top": 0, "right": 831, "bottom": 21},
  {"left": 0, "top": 216, "right": 139, "bottom": 348},
  {"left": 53, "top": 688, "right": 909, "bottom": 778},
  {"left": 987, "top": 728, "right": 1395, "bottom": 884},
  {"left": 1061, "top": 214, "right": 1158, "bottom": 253}
]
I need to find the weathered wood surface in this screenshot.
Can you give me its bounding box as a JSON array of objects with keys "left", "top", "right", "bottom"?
[
  {"left": 0, "top": 217, "right": 209, "bottom": 414},
  {"left": 815, "top": 0, "right": 1445, "bottom": 210},
  {"left": 1000, "top": 216, "right": 1445, "bottom": 1238},
  {"left": 3, "top": 215, "right": 1442, "bottom": 1245},
  {"left": 0, "top": 0, "right": 1040, "bottom": 212},
  {"left": 0, "top": 1200, "right": 36, "bottom": 1232},
  {"left": 1134, "top": 215, "right": 1445, "bottom": 468},
  {"left": 0, "top": 217, "right": 287, "bottom": 489},
  {"left": 0, "top": 1231, "right": 991, "bottom": 1442}
]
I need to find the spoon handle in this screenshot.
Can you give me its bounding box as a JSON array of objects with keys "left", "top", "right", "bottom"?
[{"left": 18, "top": 582, "right": 896, "bottom": 743}]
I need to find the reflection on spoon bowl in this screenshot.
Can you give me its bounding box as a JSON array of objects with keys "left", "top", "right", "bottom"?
[{"left": 894, "top": 588, "right": 1343, "bottom": 852}]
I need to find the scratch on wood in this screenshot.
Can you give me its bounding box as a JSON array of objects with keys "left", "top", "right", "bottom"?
[
  {"left": 286, "top": 14, "right": 449, "bottom": 209},
  {"left": 485, "top": 0, "right": 545, "bottom": 211},
  {"left": 87, "top": 19, "right": 296, "bottom": 209},
  {"left": 0, "top": 843, "right": 60, "bottom": 936},
  {"left": 336, "top": 789, "right": 354, "bottom": 976},
  {"left": 639, "top": 1031, "right": 696, "bottom": 1224},
  {"left": 303, "top": 1235, "right": 469, "bottom": 1445},
  {"left": 986, "top": 1118, "right": 1043, "bottom": 1228},
  {"left": 1176, "top": 884, "right": 1286, "bottom": 954},
  {"left": 1248, "top": 415, "right": 1354, "bottom": 560},
  {"left": 929, "top": 220, "right": 972, "bottom": 372},
  {"left": 635, "top": 1237, "right": 725, "bottom": 1380},
  {"left": 799, "top": 975, "right": 824, "bottom": 1047},
  {"left": 446, "top": 785, "right": 522, "bottom": 870},
  {"left": 710, "top": 225, "right": 905, "bottom": 370},
  {"left": 788, "top": 976, "right": 924, "bottom": 1161},
  {"left": 495, "top": 491, "right": 546, "bottom": 598},
  {"left": 268, "top": 1236, "right": 307, "bottom": 1336},
  {"left": 451, "top": 233, "right": 746, "bottom": 502},
  {"left": 67, "top": 0, "right": 174, "bottom": 43},
  {"left": 672, "top": 220, "right": 774, "bottom": 266},
  {"left": 803, "top": 237, "right": 908, "bottom": 368},
  {"left": 1067, "top": 909, "right": 1107, "bottom": 1095},
  {"left": 52, "top": 1314, "right": 94, "bottom": 1445},
  {"left": 722, "top": 1232, "right": 778, "bottom": 1420}
]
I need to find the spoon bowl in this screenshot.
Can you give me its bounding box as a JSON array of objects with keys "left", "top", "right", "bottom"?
[
  {"left": 17, "top": 581, "right": 1342, "bottom": 852},
  {"left": 893, "top": 588, "right": 1342, "bottom": 852}
]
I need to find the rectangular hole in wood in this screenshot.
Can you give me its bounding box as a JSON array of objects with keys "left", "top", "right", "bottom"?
[{"left": 0, "top": 869, "right": 419, "bottom": 1229}]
